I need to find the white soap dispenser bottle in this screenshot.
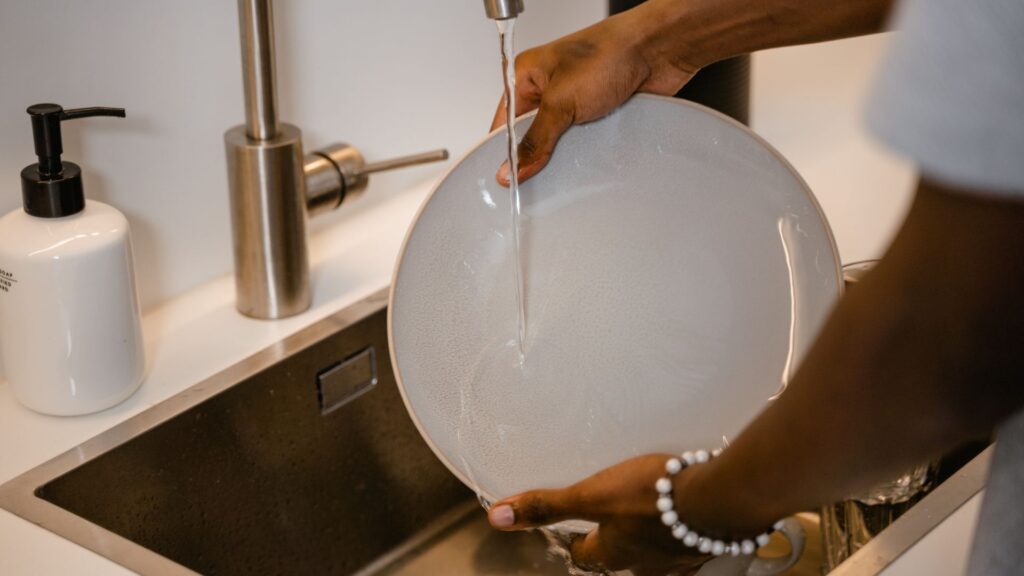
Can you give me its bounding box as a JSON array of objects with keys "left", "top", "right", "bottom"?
[{"left": 0, "top": 103, "right": 145, "bottom": 415}]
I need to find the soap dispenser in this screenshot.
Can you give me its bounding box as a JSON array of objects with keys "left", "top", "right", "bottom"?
[{"left": 0, "top": 103, "right": 145, "bottom": 415}]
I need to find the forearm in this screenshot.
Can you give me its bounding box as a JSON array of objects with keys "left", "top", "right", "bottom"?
[
  {"left": 677, "top": 179, "right": 1024, "bottom": 537},
  {"left": 627, "top": 0, "right": 894, "bottom": 73}
]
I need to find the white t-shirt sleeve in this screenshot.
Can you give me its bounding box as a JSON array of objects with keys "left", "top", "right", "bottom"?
[{"left": 865, "top": 0, "right": 1024, "bottom": 195}]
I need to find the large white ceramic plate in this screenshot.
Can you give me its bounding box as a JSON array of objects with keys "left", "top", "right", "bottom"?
[{"left": 389, "top": 95, "right": 841, "bottom": 504}]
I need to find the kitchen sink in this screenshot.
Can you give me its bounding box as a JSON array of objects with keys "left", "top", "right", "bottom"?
[
  {"left": 0, "top": 288, "right": 990, "bottom": 575},
  {"left": 0, "top": 289, "right": 563, "bottom": 575}
]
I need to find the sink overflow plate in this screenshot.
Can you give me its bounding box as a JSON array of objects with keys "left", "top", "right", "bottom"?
[{"left": 317, "top": 347, "right": 378, "bottom": 415}]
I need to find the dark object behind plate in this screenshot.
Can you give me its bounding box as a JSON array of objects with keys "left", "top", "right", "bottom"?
[{"left": 609, "top": 0, "right": 751, "bottom": 125}]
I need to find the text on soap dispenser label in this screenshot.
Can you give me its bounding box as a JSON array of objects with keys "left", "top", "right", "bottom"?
[{"left": 0, "top": 268, "right": 17, "bottom": 294}]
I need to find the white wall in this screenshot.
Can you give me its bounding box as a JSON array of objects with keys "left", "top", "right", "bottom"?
[
  {"left": 751, "top": 35, "right": 915, "bottom": 266},
  {"left": 0, "top": 0, "right": 606, "bottom": 312}
]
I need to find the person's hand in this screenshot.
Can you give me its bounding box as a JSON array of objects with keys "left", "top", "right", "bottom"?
[
  {"left": 491, "top": 3, "right": 699, "bottom": 186},
  {"left": 486, "top": 454, "right": 712, "bottom": 576},
  {"left": 489, "top": 0, "right": 898, "bottom": 186}
]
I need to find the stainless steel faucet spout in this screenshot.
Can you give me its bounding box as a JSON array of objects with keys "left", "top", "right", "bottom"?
[
  {"left": 228, "top": 0, "right": 308, "bottom": 320},
  {"left": 238, "top": 0, "right": 280, "bottom": 141},
  {"left": 483, "top": 0, "right": 524, "bottom": 20},
  {"left": 226, "top": 0, "right": 449, "bottom": 320}
]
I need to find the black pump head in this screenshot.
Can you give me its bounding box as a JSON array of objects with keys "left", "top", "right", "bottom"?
[{"left": 21, "top": 103, "right": 125, "bottom": 218}]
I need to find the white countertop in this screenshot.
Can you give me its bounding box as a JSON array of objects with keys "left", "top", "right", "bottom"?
[{"left": 881, "top": 492, "right": 984, "bottom": 576}]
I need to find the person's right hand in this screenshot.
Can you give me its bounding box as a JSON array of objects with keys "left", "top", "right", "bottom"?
[
  {"left": 491, "top": 2, "right": 700, "bottom": 186},
  {"left": 487, "top": 454, "right": 716, "bottom": 576}
]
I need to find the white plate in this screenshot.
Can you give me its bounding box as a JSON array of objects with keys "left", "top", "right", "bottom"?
[{"left": 389, "top": 95, "right": 841, "bottom": 504}]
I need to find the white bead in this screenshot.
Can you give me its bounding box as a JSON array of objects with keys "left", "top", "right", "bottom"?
[
  {"left": 681, "top": 451, "right": 697, "bottom": 465},
  {"left": 756, "top": 533, "right": 771, "bottom": 547},
  {"left": 657, "top": 496, "right": 674, "bottom": 512},
  {"left": 672, "top": 523, "right": 688, "bottom": 540},
  {"left": 741, "top": 540, "right": 756, "bottom": 555},
  {"left": 661, "top": 510, "right": 678, "bottom": 526},
  {"left": 695, "top": 449, "right": 710, "bottom": 463},
  {"left": 712, "top": 448, "right": 723, "bottom": 458},
  {"left": 711, "top": 540, "right": 726, "bottom": 556},
  {"left": 774, "top": 520, "right": 785, "bottom": 531},
  {"left": 656, "top": 477, "right": 672, "bottom": 495},
  {"left": 729, "top": 542, "right": 741, "bottom": 556},
  {"left": 698, "top": 537, "right": 712, "bottom": 554},
  {"left": 683, "top": 531, "right": 699, "bottom": 547},
  {"left": 665, "top": 458, "right": 683, "bottom": 474}
]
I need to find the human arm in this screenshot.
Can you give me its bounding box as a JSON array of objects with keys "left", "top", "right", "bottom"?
[
  {"left": 673, "top": 177, "right": 1024, "bottom": 536},
  {"left": 493, "top": 0, "right": 894, "bottom": 184},
  {"left": 487, "top": 178, "right": 1024, "bottom": 571}
]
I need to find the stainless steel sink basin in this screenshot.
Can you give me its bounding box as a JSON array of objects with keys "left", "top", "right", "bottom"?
[
  {"left": 0, "top": 288, "right": 992, "bottom": 575},
  {"left": 0, "top": 289, "right": 562, "bottom": 575}
]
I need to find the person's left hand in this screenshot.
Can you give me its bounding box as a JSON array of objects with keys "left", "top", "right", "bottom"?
[{"left": 486, "top": 454, "right": 711, "bottom": 575}]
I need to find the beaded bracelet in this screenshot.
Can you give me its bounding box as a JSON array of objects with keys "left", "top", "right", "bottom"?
[{"left": 655, "top": 449, "right": 782, "bottom": 557}]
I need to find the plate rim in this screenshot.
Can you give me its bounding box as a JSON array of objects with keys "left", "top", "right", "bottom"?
[{"left": 386, "top": 93, "right": 843, "bottom": 502}]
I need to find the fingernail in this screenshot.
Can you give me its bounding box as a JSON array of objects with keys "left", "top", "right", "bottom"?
[
  {"left": 489, "top": 504, "right": 515, "bottom": 528},
  {"left": 496, "top": 162, "right": 510, "bottom": 186}
]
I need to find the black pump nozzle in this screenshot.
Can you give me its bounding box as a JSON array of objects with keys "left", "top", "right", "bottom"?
[
  {"left": 28, "top": 104, "right": 125, "bottom": 178},
  {"left": 22, "top": 103, "right": 125, "bottom": 218}
]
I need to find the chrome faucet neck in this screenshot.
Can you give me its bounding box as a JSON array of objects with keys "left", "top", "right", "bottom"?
[
  {"left": 483, "top": 0, "right": 524, "bottom": 20},
  {"left": 238, "top": 0, "right": 281, "bottom": 141},
  {"left": 225, "top": 0, "right": 449, "bottom": 320}
]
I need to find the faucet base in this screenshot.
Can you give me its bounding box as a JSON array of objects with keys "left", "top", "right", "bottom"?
[{"left": 225, "top": 123, "right": 311, "bottom": 319}]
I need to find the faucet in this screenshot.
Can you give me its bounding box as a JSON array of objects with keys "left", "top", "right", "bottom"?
[
  {"left": 225, "top": 0, "right": 448, "bottom": 319},
  {"left": 483, "top": 0, "right": 525, "bottom": 20}
]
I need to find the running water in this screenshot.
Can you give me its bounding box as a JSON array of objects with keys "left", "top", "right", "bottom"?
[
  {"left": 451, "top": 19, "right": 529, "bottom": 515},
  {"left": 497, "top": 18, "right": 527, "bottom": 360}
]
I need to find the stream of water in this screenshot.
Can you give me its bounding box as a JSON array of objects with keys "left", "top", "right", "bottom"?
[{"left": 497, "top": 17, "right": 527, "bottom": 360}]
